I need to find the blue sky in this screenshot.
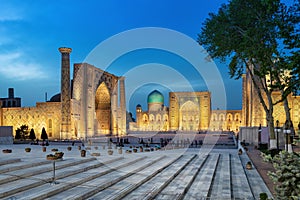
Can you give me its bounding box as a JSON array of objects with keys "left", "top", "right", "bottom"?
[{"left": 0, "top": 0, "right": 243, "bottom": 114}]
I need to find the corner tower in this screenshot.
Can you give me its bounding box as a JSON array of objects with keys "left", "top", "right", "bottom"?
[{"left": 59, "top": 47, "right": 72, "bottom": 139}]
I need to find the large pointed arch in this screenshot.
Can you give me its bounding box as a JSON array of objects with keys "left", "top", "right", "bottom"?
[
  {"left": 95, "top": 82, "right": 111, "bottom": 134},
  {"left": 179, "top": 101, "right": 199, "bottom": 131}
]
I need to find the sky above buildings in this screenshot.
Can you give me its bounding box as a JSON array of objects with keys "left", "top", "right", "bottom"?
[{"left": 0, "top": 0, "right": 246, "bottom": 114}]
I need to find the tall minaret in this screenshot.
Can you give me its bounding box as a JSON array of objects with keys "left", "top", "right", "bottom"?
[
  {"left": 59, "top": 47, "right": 72, "bottom": 139},
  {"left": 119, "top": 77, "right": 126, "bottom": 135}
]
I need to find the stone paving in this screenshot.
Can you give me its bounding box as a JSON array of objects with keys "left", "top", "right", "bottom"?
[{"left": 0, "top": 143, "right": 273, "bottom": 200}]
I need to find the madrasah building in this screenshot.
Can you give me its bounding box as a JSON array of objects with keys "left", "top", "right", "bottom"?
[
  {"left": 0, "top": 47, "right": 126, "bottom": 140},
  {"left": 0, "top": 47, "right": 300, "bottom": 139}
]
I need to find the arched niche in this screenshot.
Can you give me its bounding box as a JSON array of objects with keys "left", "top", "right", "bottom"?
[{"left": 95, "top": 82, "right": 111, "bottom": 134}]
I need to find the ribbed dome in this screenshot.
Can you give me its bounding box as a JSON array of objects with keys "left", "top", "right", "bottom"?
[{"left": 147, "top": 90, "right": 164, "bottom": 104}]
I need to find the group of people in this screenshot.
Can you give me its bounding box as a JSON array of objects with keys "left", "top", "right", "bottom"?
[{"left": 31, "top": 139, "right": 49, "bottom": 146}]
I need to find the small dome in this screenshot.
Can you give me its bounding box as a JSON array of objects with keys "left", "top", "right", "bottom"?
[
  {"left": 49, "top": 93, "right": 61, "bottom": 102},
  {"left": 136, "top": 104, "right": 142, "bottom": 108},
  {"left": 147, "top": 90, "right": 164, "bottom": 104}
]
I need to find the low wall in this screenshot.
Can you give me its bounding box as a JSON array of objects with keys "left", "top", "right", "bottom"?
[
  {"left": 0, "top": 126, "right": 13, "bottom": 145},
  {"left": 239, "top": 126, "right": 269, "bottom": 146}
]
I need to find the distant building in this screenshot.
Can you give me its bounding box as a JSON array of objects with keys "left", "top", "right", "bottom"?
[
  {"left": 130, "top": 68, "right": 300, "bottom": 133},
  {"left": 0, "top": 88, "right": 21, "bottom": 108},
  {"left": 130, "top": 91, "right": 211, "bottom": 132}
]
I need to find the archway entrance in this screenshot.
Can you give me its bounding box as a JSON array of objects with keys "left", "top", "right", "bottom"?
[
  {"left": 179, "top": 101, "right": 199, "bottom": 131},
  {"left": 95, "top": 82, "right": 111, "bottom": 135}
]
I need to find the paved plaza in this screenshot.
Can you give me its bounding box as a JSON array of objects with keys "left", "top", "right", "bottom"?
[{"left": 0, "top": 137, "right": 273, "bottom": 200}]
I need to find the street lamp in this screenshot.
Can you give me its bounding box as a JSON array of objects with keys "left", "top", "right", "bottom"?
[
  {"left": 283, "top": 121, "right": 291, "bottom": 152},
  {"left": 274, "top": 120, "right": 281, "bottom": 150},
  {"left": 258, "top": 124, "right": 262, "bottom": 147}
]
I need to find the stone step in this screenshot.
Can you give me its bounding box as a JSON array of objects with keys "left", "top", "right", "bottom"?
[
  {"left": 239, "top": 152, "right": 273, "bottom": 199},
  {"left": 1, "top": 157, "right": 123, "bottom": 199},
  {"left": 230, "top": 154, "right": 253, "bottom": 199},
  {"left": 183, "top": 153, "right": 220, "bottom": 200},
  {"left": 90, "top": 154, "right": 185, "bottom": 200},
  {"left": 121, "top": 154, "right": 197, "bottom": 200},
  {"left": 13, "top": 156, "right": 147, "bottom": 200},
  {"left": 155, "top": 154, "right": 209, "bottom": 200},
  {"left": 43, "top": 155, "right": 166, "bottom": 200},
  {"left": 0, "top": 157, "right": 97, "bottom": 185},
  {"left": 209, "top": 153, "right": 232, "bottom": 199},
  {"left": 143, "top": 154, "right": 197, "bottom": 200},
  {"left": 0, "top": 159, "right": 49, "bottom": 174},
  {"left": 0, "top": 158, "right": 21, "bottom": 166}
]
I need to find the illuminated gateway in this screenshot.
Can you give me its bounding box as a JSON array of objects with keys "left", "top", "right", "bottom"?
[{"left": 0, "top": 47, "right": 300, "bottom": 139}]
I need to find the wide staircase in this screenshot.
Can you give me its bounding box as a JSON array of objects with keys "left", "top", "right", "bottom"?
[{"left": 0, "top": 147, "right": 273, "bottom": 200}]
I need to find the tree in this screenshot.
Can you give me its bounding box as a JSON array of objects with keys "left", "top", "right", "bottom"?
[
  {"left": 29, "top": 128, "right": 36, "bottom": 141},
  {"left": 15, "top": 125, "right": 29, "bottom": 140},
  {"left": 41, "top": 127, "right": 48, "bottom": 141},
  {"left": 198, "top": 0, "right": 300, "bottom": 149},
  {"left": 268, "top": 151, "right": 300, "bottom": 199},
  {"left": 15, "top": 129, "right": 21, "bottom": 139}
]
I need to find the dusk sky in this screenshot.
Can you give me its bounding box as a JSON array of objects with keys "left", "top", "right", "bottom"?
[{"left": 0, "top": 0, "right": 245, "bottom": 114}]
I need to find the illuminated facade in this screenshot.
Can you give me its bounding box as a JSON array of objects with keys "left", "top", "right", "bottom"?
[
  {"left": 132, "top": 91, "right": 211, "bottom": 131},
  {"left": 242, "top": 71, "right": 300, "bottom": 128},
  {"left": 71, "top": 63, "right": 126, "bottom": 138},
  {"left": 0, "top": 102, "right": 61, "bottom": 139},
  {"left": 131, "top": 71, "right": 300, "bottom": 133},
  {"left": 0, "top": 47, "right": 126, "bottom": 139},
  {"left": 210, "top": 109, "right": 242, "bottom": 132},
  {"left": 1, "top": 47, "right": 300, "bottom": 139}
]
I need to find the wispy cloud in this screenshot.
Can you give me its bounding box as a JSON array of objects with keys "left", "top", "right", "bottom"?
[
  {"left": 0, "top": 3, "right": 47, "bottom": 81},
  {"left": 0, "top": 3, "right": 24, "bottom": 22},
  {"left": 0, "top": 51, "right": 47, "bottom": 80}
]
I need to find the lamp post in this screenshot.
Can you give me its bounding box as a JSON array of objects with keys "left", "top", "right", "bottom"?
[
  {"left": 274, "top": 120, "right": 281, "bottom": 151},
  {"left": 283, "top": 121, "right": 291, "bottom": 152},
  {"left": 258, "top": 124, "right": 262, "bottom": 147}
]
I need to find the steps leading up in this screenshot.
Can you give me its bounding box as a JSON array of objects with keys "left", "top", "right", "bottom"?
[
  {"left": 183, "top": 153, "right": 220, "bottom": 200},
  {"left": 91, "top": 155, "right": 183, "bottom": 200},
  {"left": 230, "top": 154, "right": 253, "bottom": 199},
  {"left": 155, "top": 155, "right": 208, "bottom": 200},
  {"left": 239, "top": 152, "right": 273, "bottom": 199},
  {"left": 0, "top": 158, "right": 21, "bottom": 166},
  {"left": 123, "top": 154, "right": 196, "bottom": 200},
  {"left": 1, "top": 157, "right": 123, "bottom": 199},
  {"left": 209, "top": 153, "right": 232, "bottom": 199},
  {"left": 0, "top": 146, "right": 273, "bottom": 200}
]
